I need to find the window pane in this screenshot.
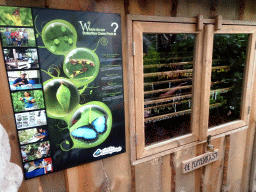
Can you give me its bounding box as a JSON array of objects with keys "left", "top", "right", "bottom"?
[
  {"left": 209, "top": 34, "right": 249, "bottom": 128},
  {"left": 143, "top": 34, "right": 194, "bottom": 145}
]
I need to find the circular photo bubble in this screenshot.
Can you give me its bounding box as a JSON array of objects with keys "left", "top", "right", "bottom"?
[
  {"left": 67, "top": 102, "right": 112, "bottom": 149},
  {"left": 43, "top": 78, "right": 80, "bottom": 118},
  {"left": 42, "top": 19, "right": 77, "bottom": 55},
  {"left": 63, "top": 48, "right": 100, "bottom": 84}
]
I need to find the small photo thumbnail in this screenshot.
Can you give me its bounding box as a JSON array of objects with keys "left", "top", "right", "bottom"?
[
  {"left": 0, "top": 27, "right": 36, "bottom": 47},
  {"left": 8, "top": 70, "right": 42, "bottom": 91},
  {"left": 23, "top": 157, "right": 53, "bottom": 179},
  {"left": 18, "top": 127, "right": 49, "bottom": 145},
  {"left": 11, "top": 90, "right": 45, "bottom": 112},
  {"left": 21, "top": 141, "right": 51, "bottom": 162},
  {"left": 4, "top": 48, "right": 39, "bottom": 70},
  {"left": 15, "top": 110, "right": 47, "bottom": 129}
]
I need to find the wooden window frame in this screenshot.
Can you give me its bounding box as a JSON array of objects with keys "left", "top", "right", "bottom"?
[
  {"left": 127, "top": 15, "right": 256, "bottom": 164},
  {"left": 200, "top": 24, "right": 256, "bottom": 139}
]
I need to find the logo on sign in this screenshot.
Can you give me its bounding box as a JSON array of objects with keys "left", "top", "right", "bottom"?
[{"left": 93, "top": 146, "right": 122, "bottom": 157}]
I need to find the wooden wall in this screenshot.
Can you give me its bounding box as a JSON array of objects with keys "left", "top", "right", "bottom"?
[{"left": 0, "top": 0, "right": 256, "bottom": 191}]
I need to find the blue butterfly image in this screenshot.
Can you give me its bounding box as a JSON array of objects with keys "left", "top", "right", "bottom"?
[{"left": 71, "top": 116, "right": 107, "bottom": 142}]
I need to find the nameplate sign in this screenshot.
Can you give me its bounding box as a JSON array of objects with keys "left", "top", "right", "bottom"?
[{"left": 182, "top": 149, "right": 219, "bottom": 174}]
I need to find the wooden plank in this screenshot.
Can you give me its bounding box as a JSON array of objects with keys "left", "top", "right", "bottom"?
[
  {"left": 65, "top": 161, "right": 106, "bottom": 192},
  {"left": 40, "top": 171, "right": 66, "bottom": 192},
  {"left": 195, "top": 143, "right": 204, "bottom": 192},
  {"left": 135, "top": 157, "right": 163, "bottom": 192},
  {"left": 101, "top": 154, "right": 131, "bottom": 192},
  {"left": 161, "top": 154, "right": 171, "bottom": 192},
  {"left": 128, "top": 0, "right": 172, "bottom": 17},
  {"left": 221, "top": 128, "right": 247, "bottom": 191},
  {"left": 242, "top": 48, "right": 256, "bottom": 191},
  {"left": 200, "top": 24, "right": 214, "bottom": 140},
  {"left": 144, "top": 94, "right": 192, "bottom": 105},
  {"left": 142, "top": 134, "right": 197, "bottom": 159},
  {"left": 143, "top": 61, "right": 193, "bottom": 68},
  {"left": 176, "top": 0, "right": 211, "bottom": 19},
  {"left": 144, "top": 99, "right": 191, "bottom": 110},
  {"left": 243, "top": 0, "right": 256, "bottom": 21},
  {"left": 144, "top": 78, "right": 192, "bottom": 86},
  {"left": 144, "top": 69, "right": 193, "bottom": 78},
  {"left": 202, "top": 137, "right": 225, "bottom": 192},
  {"left": 140, "top": 22, "right": 199, "bottom": 34},
  {"left": 127, "top": 14, "right": 137, "bottom": 163},
  {"left": 174, "top": 145, "right": 196, "bottom": 192},
  {"left": 144, "top": 85, "right": 192, "bottom": 95},
  {"left": 128, "top": 14, "right": 256, "bottom": 26},
  {"left": 133, "top": 21, "right": 145, "bottom": 159},
  {"left": 215, "top": 0, "right": 239, "bottom": 20},
  {"left": 240, "top": 33, "right": 256, "bottom": 124},
  {"left": 145, "top": 109, "right": 191, "bottom": 123}
]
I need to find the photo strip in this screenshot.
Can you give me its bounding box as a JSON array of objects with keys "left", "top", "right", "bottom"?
[
  {"left": 4, "top": 48, "right": 39, "bottom": 70},
  {"left": 0, "top": 27, "right": 36, "bottom": 47},
  {"left": 20, "top": 141, "right": 51, "bottom": 162},
  {"left": 18, "top": 127, "right": 49, "bottom": 145},
  {"left": 15, "top": 110, "right": 47, "bottom": 129},
  {"left": 7, "top": 70, "right": 42, "bottom": 91},
  {"left": 11, "top": 90, "right": 45, "bottom": 112},
  {"left": 23, "top": 157, "right": 53, "bottom": 179}
]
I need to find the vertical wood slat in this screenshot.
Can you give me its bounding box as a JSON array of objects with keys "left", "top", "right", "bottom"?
[
  {"left": 242, "top": 42, "right": 256, "bottom": 191},
  {"left": 135, "top": 157, "right": 163, "bottom": 192},
  {"left": 202, "top": 137, "right": 225, "bottom": 192},
  {"left": 174, "top": 146, "right": 196, "bottom": 192},
  {"left": 161, "top": 155, "right": 171, "bottom": 192},
  {"left": 222, "top": 129, "right": 248, "bottom": 191},
  {"left": 200, "top": 24, "right": 214, "bottom": 140}
]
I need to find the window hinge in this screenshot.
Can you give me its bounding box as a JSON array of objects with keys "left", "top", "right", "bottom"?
[
  {"left": 133, "top": 42, "right": 135, "bottom": 56},
  {"left": 248, "top": 106, "right": 251, "bottom": 114},
  {"left": 135, "top": 133, "right": 138, "bottom": 146}
]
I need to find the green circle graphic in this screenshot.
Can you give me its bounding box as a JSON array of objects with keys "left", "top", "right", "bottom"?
[{"left": 42, "top": 19, "right": 77, "bottom": 55}]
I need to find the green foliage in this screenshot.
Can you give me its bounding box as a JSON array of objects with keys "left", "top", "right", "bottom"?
[
  {"left": 11, "top": 90, "right": 45, "bottom": 112},
  {"left": 0, "top": 7, "right": 33, "bottom": 26},
  {"left": 18, "top": 129, "right": 37, "bottom": 143},
  {"left": 210, "top": 34, "right": 248, "bottom": 119}
]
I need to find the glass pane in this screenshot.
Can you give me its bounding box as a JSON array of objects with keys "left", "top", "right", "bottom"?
[
  {"left": 209, "top": 34, "right": 249, "bottom": 128},
  {"left": 143, "top": 34, "right": 194, "bottom": 145}
]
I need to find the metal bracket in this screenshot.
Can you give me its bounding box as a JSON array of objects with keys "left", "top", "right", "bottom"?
[{"left": 207, "top": 135, "right": 215, "bottom": 152}]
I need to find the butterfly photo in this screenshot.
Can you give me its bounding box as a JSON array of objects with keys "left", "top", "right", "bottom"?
[{"left": 71, "top": 116, "right": 107, "bottom": 142}]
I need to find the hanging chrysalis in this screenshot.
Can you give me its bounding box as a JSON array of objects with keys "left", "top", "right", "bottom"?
[{"left": 56, "top": 82, "right": 71, "bottom": 112}]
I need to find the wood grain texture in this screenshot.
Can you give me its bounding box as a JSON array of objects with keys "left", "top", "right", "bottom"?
[
  {"left": 202, "top": 137, "right": 225, "bottom": 192},
  {"left": 161, "top": 154, "right": 171, "bottom": 192},
  {"left": 222, "top": 129, "right": 247, "bottom": 191},
  {"left": 174, "top": 145, "right": 196, "bottom": 192},
  {"left": 177, "top": 0, "right": 211, "bottom": 18},
  {"left": 128, "top": 0, "right": 173, "bottom": 16},
  {"left": 135, "top": 157, "right": 163, "bottom": 192},
  {"left": 241, "top": 41, "right": 256, "bottom": 191}
]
